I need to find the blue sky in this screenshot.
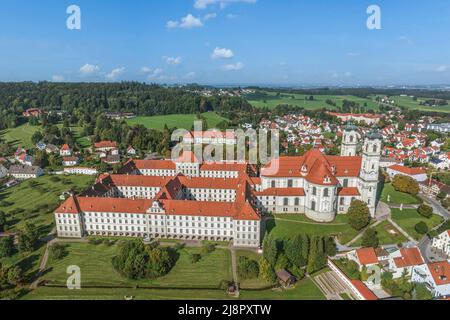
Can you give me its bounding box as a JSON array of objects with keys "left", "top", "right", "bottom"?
[{"left": 1, "top": 0, "right": 450, "bottom": 85}]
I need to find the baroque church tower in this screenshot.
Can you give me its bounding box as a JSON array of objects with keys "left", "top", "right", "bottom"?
[
  {"left": 341, "top": 122, "right": 359, "bottom": 156},
  {"left": 359, "top": 129, "right": 382, "bottom": 217}
]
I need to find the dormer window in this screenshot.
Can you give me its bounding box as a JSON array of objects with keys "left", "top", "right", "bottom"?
[{"left": 324, "top": 176, "right": 331, "bottom": 184}]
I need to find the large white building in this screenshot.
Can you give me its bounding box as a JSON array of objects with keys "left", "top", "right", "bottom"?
[
  {"left": 412, "top": 261, "right": 450, "bottom": 298},
  {"left": 432, "top": 231, "right": 450, "bottom": 257},
  {"left": 55, "top": 125, "right": 383, "bottom": 245}
]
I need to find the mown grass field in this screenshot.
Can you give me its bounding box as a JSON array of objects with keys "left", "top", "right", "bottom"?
[
  {"left": 126, "top": 112, "right": 229, "bottom": 131},
  {"left": 244, "top": 91, "right": 380, "bottom": 110},
  {"left": 268, "top": 214, "right": 359, "bottom": 244},
  {"left": 380, "top": 184, "right": 421, "bottom": 205},
  {"left": 0, "top": 123, "right": 90, "bottom": 149},
  {"left": 391, "top": 95, "right": 450, "bottom": 113},
  {"left": 354, "top": 221, "right": 408, "bottom": 246},
  {"left": 391, "top": 209, "right": 444, "bottom": 240},
  {"left": 42, "top": 243, "right": 232, "bottom": 289}
]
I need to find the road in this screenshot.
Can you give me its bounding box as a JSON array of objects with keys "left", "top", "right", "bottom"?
[{"left": 418, "top": 193, "right": 450, "bottom": 220}]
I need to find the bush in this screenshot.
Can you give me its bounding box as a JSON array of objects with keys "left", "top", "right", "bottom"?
[
  {"left": 237, "top": 256, "right": 259, "bottom": 280},
  {"left": 361, "top": 228, "right": 379, "bottom": 248},
  {"left": 415, "top": 222, "right": 429, "bottom": 235},
  {"left": 418, "top": 204, "right": 433, "bottom": 219},
  {"left": 190, "top": 253, "right": 201, "bottom": 264},
  {"left": 201, "top": 244, "right": 216, "bottom": 255},
  {"left": 392, "top": 175, "right": 419, "bottom": 196},
  {"left": 347, "top": 200, "right": 371, "bottom": 231},
  {"left": 0, "top": 237, "right": 14, "bottom": 258},
  {"left": 49, "top": 243, "right": 68, "bottom": 260}
]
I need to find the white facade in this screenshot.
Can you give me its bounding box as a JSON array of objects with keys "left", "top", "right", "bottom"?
[
  {"left": 412, "top": 262, "right": 450, "bottom": 298},
  {"left": 432, "top": 231, "right": 450, "bottom": 257},
  {"left": 64, "top": 167, "right": 98, "bottom": 176}
]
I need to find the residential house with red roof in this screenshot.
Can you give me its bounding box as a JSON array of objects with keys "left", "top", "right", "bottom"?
[
  {"left": 386, "top": 165, "right": 428, "bottom": 182},
  {"left": 431, "top": 230, "right": 450, "bottom": 258},
  {"left": 388, "top": 247, "right": 425, "bottom": 278},
  {"left": 412, "top": 261, "right": 450, "bottom": 298}
]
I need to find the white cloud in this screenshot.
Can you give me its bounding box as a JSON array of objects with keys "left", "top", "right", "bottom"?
[
  {"left": 226, "top": 13, "right": 238, "bottom": 19},
  {"left": 212, "top": 47, "right": 234, "bottom": 59},
  {"left": 347, "top": 52, "right": 360, "bottom": 57},
  {"left": 79, "top": 63, "right": 100, "bottom": 75},
  {"left": 167, "top": 14, "right": 204, "bottom": 29},
  {"left": 222, "top": 62, "right": 244, "bottom": 71},
  {"left": 184, "top": 72, "right": 197, "bottom": 79},
  {"left": 194, "top": 0, "right": 257, "bottom": 10},
  {"left": 436, "top": 65, "right": 449, "bottom": 72},
  {"left": 106, "top": 67, "right": 125, "bottom": 80},
  {"left": 203, "top": 13, "right": 217, "bottom": 21},
  {"left": 147, "top": 68, "right": 164, "bottom": 79},
  {"left": 140, "top": 66, "right": 153, "bottom": 74},
  {"left": 163, "top": 56, "right": 183, "bottom": 66},
  {"left": 52, "top": 75, "right": 64, "bottom": 82}
]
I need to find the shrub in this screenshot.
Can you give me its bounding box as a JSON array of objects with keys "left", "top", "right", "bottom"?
[
  {"left": 49, "top": 243, "right": 68, "bottom": 260},
  {"left": 347, "top": 200, "right": 371, "bottom": 231},
  {"left": 392, "top": 175, "right": 419, "bottom": 196},
  {"left": 190, "top": 253, "right": 201, "bottom": 264},
  {"left": 237, "top": 256, "right": 260, "bottom": 280},
  {"left": 201, "top": 244, "right": 216, "bottom": 255},
  {"left": 361, "top": 228, "right": 379, "bottom": 248},
  {"left": 418, "top": 204, "right": 433, "bottom": 219}
]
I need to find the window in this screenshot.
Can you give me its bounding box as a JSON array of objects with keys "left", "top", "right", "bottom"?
[
  {"left": 343, "top": 179, "right": 349, "bottom": 188},
  {"left": 311, "top": 201, "right": 316, "bottom": 211},
  {"left": 283, "top": 198, "right": 289, "bottom": 206},
  {"left": 295, "top": 198, "right": 300, "bottom": 206},
  {"left": 312, "top": 187, "right": 317, "bottom": 196},
  {"left": 340, "top": 198, "right": 345, "bottom": 205},
  {"left": 323, "top": 188, "right": 329, "bottom": 197},
  {"left": 271, "top": 181, "right": 276, "bottom": 188},
  {"left": 288, "top": 179, "right": 293, "bottom": 188},
  {"left": 373, "top": 145, "right": 378, "bottom": 153}
]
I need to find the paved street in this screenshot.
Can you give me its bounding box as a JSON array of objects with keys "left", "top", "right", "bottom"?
[{"left": 419, "top": 193, "right": 450, "bottom": 220}]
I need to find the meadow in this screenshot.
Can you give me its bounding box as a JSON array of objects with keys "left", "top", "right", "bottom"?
[
  {"left": 391, "top": 95, "right": 450, "bottom": 113},
  {"left": 126, "top": 112, "right": 229, "bottom": 131},
  {"left": 391, "top": 209, "right": 444, "bottom": 240}
]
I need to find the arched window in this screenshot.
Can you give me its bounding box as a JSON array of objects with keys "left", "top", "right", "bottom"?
[
  {"left": 373, "top": 145, "right": 378, "bottom": 153},
  {"left": 349, "top": 135, "right": 354, "bottom": 143},
  {"left": 311, "top": 201, "right": 316, "bottom": 211},
  {"left": 295, "top": 198, "right": 300, "bottom": 206},
  {"left": 340, "top": 198, "right": 345, "bottom": 205},
  {"left": 283, "top": 198, "right": 289, "bottom": 206},
  {"left": 312, "top": 187, "right": 317, "bottom": 196},
  {"left": 323, "top": 188, "right": 329, "bottom": 197}
]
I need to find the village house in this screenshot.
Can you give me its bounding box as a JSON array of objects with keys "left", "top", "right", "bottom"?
[
  {"left": 347, "top": 248, "right": 379, "bottom": 271},
  {"left": 386, "top": 165, "right": 428, "bottom": 182},
  {"left": 412, "top": 261, "right": 450, "bottom": 298},
  {"left": 64, "top": 167, "right": 98, "bottom": 176},
  {"left": 8, "top": 165, "right": 44, "bottom": 180},
  {"left": 431, "top": 230, "right": 450, "bottom": 258},
  {"left": 60, "top": 144, "right": 73, "bottom": 157},
  {"left": 387, "top": 247, "right": 425, "bottom": 279},
  {"left": 22, "top": 108, "right": 43, "bottom": 118},
  {"left": 62, "top": 156, "right": 80, "bottom": 167}
]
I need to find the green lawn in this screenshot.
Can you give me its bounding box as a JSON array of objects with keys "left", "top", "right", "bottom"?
[
  {"left": 42, "top": 243, "right": 232, "bottom": 289},
  {"left": 0, "top": 175, "right": 94, "bottom": 279},
  {"left": 354, "top": 221, "right": 408, "bottom": 246},
  {"left": 391, "top": 95, "right": 450, "bottom": 113},
  {"left": 126, "top": 112, "right": 229, "bottom": 131},
  {"left": 0, "top": 123, "right": 40, "bottom": 148},
  {"left": 381, "top": 184, "right": 421, "bottom": 205},
  {"left": 268, "top": 214, "right": 359, "bottom": 244},
  {"left": 244, "top": 91, "right": 380, "bottom": 111},
  {"left": 391, "top": 209, "right": 444, "bottom": 240}
]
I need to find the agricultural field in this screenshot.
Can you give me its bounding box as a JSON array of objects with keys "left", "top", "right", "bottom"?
[
  {"left": 268, "top": 214, "right": 359, "bottom": 245},
  {"left": 391, "top": 95, "right": 450, "bottom": 113},
  {"left": 380, "top": 184, "right": 422, "bottom": 205},
  {"left": 126, "top": 112, "right": 229, "bottom": 131},
  {"left": 244, "top": 91, "right": 380, "bottom": 111},
  {"left": 391, "top": 209, "right": 444, "bottom": 240}
]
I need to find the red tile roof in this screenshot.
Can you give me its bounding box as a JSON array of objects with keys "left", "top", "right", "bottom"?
[
  {"left": 94, "top": 141, "right": 118, "bottom": 149},
  {"left": 338, "top": 187, "right": 360, "bottom": 197},
  {"left": 356, "top": 248, "right": 379, "bottom": 265},
  {"left": 388, "top": 165, "right": 426, "bottom": 176},
  {"left": 351, "top": 280, "right": 379, "bottom": 300},
  {"left": 393, "top": 248, "right": 424, "bottom": 268},
  {"left": 427, "top": 261, "right": 450, "bottom": 286},
  {"left": 61, "top": 144, "right": 71, "bottom": 151},
  {"left": 255, "top": 188, "right": 306, "bottom": 197}
]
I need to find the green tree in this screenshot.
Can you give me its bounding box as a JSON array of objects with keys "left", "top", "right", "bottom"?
[
  {"left": 413, "top": 284, "right": 433, "bottom": 300},
  {"left": 417, "top": 204, "right": 433, "bottom": 219},
  {"left": 237, "top": 256, "right": 259, "bottom": 280},
  {"left": 258, "top": 257, "right": 276, "bottom": 284},
  {"left": 347, "top": 200, "right": 371, "bottom": 231},
  {"left": 17, "top": 223, "right": 39, "bottom": 252},
  {"left": 0, "top": 237, "right": 14, "bottom": 258},
  {"left": 263, "top": 233, "right": 278, "bottom": 266},
  {"left": 31, "top": 131, "right": 43, "bottom": 145},
  {"left": 415, "top": 222, "right": 429, "bottom": 235},
  {"left": 0, "top": 211, "right": 6, "bottom": 232},
  {"left": 361, "top": 228, "right": 379, "bottom": 248},
  {"left": 392, "top": 175, "right": 420, "bottom": 196}
]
